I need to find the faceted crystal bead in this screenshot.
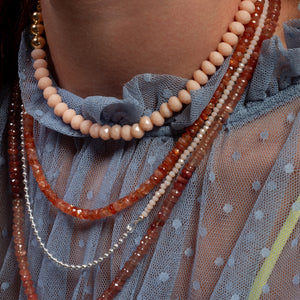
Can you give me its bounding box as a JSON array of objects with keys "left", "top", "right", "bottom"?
[
  {"left": 24, "top": 286, "right": 36, "bottom": 296},
  {"left": 23, "top": 280, "right": 34, "bottom": 289}
]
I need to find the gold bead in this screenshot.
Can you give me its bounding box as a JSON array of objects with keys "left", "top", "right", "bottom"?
[
  {"left": 37, "top": 2, "right": 41, "bottom": 12},
  {"left": 32, "top": 12, "right": 43, "bottom": 23},
  {"left": 31, "top": 23, "right": 44, "bottom": 35},
  {"left": 31, "top": 36, "right": 46, "bottom": 49}
]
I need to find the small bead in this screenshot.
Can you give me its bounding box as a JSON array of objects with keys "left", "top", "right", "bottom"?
[
  {"left": 31, "top": 23, "right": 44, "bottom": 35},
  {"left": 201, "top": 60, "right": 216, "bottom": 75},
  {"left": 235, "top": 10, "right": 251, "bottom": 24},
  {"left": 231, "top": 75, "right": 238, "bottom": 82},
  {"left": 193, "top": 70, "right": 208, "bottom": 85},
  {"left": 168, "top": 96, "right": 183, "bottom": 112},
  {"left": 224, "top": 89, "right": 230, "bottom": 95},
  {"left": 145, "top": 207, "right": 152, "bottom": 214},
  {"left": 142, "top": 211, "right": 148, "bottom": 218},
  {"left": 43, "top": 86, "right": 57, "bottom": 100},
  {"left": 32, "top": 11, "right": 43, "bottom": 22},
  {"left": 80, "top": 120, "right": 93, "bottom": 135},
  {"left": 229, "top": 21, "right": 245, "bottom": 35},
  {"left": 47, "top": 94, "right": 62, "bottom": 108},
  {"left": 31, "top": 49, "right": 46, "bottom": 60},
  {"left": 131, "top": 124, "right": 144, "bottom": 139},
  {"left": 187, "top": 146, "right": 194, "bottom": 152},
  {"left": 160, "top": 103, "right": 173, "bottom": 118},
  {"left": 110, "top": 125, "right": 122, "bottom": 140},
  {"left": 89, "top": 124, "right": 101, "bottom": 138},
  {"left": 146, "top": 203, "right": 153, "bottom": 210},
  {"left": 224, "top": 105, "right": 233, "bottom": 113},
  {"left": 250, "top": 39, "right": 257, "bottom": 46},
  {"left": 54, "top": 103, "right": 68, "bottom": 117},
  {"left": 31, "top": 36, "right": 46, "bottom": 49},
  {"left": 139, "top": 116, "right": 154, "bottom": 131},
  {"left": 178, "top": 89, "right": 192, "bottom": 104},
  {"left": 38, "top": 77, "right": 52, "bottom": 90},
  {"left": 240, "top": 1, "right": 256, "bottom": 14},
  {"left": 222, "top": 32, "right": 239, "bottom": 46},
  {"left": 33, "top": 59, "right": 47, "bottom": 69},
  {"left": 209, "top": 51, "right": 225, "bottom": 66},
  {"left": 121, "top": 125, "right": 133, "bottom": 141},
  {"left": 34, "top": 68, "right": 49, "bottom": 81},
  {"left": 150, "top": 111, "right": 165, "bottom": 127},
  {"left": 191, "top": 141, "right": 198, "bottom": 148},
  {"left": 219, "top": 94, "right": 228, "bottom": 101},
  {"left": 149, "top": 199, "right": 156, "bottom": 206},
  {"left": 70, "top": 115, "right": 84, "bottom": 130},
  {"left": 217, "top": 42, "right": 233, "bottom": 57},
  {"left": 99, "top": 125, "right": 111, "bottom": 141},
  {"left": 186, "top": 80, "right": 201, "bottom": 91},
  {"left": 169, "top": 170, "right": 176, "bottom": 177},
  {"left": 200, "top": 128, "right": 206, "bottom": 134},
  {"left": 166, "top": 175, "right": 172, "bottom": 182},
  {"left": 227, "top": 85, "right": 233, "bottom": 92},
  {"left": 241, "top": 58, "right": 248, "bottom": 64},
  {"left": 62, "top": 109, "right": 76, "bottom": 124},
  {"left": 244, "top": 53, "right": 251, "bottom": 60},
  {"left": 152, "top": 195, "right": 159, "bottom": 202}
]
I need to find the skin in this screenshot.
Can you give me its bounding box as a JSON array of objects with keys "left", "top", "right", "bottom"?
[{"left": 40, "top": 0, "right": 300, "bottom": 98}]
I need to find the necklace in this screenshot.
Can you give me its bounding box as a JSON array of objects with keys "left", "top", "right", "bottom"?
[
  {"left": 31, "top": 0, "right": 255, "bottom": 141},
  {"left": 23, "top": 0, "right": 262, "bottom": 221},
  {"left": 8, "top": 0, "right": 282, "bottom": 298}
]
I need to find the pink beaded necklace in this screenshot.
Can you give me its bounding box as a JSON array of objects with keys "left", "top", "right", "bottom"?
[
  {"left": 31, "top": 0, "right": 257, "bottom": 141},
  {"left": 8, "top": 0, "right": 282, "bottom": 298}
]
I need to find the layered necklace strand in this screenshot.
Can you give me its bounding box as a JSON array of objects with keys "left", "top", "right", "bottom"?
[
  {"left": 8, "top": 0, "right": 282, "bottom": 299},
  {"left": 31, "top": 0, "right": 256, "bottom": 141}
]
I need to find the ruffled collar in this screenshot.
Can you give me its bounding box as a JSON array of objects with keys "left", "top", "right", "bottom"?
[{"left": 19, "top": 18, "right": 300, "bottom": 137}]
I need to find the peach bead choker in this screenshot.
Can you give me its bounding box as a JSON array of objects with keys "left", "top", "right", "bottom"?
[{"left": 31, "top": 0, "right": 257, "bottom": 141}]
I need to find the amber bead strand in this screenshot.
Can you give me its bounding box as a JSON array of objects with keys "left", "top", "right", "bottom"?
[
  {"left": 8, "top": 85, "right": 39, "bottom": 300},
  {"left": 22, "top": 0, "right": 262, "bottom": 221},
  {"left": 23, "top": 112, "right": 203, "bottom": 220},
  {"left": 98, "top": 1, "right": 281, "bottom": 298},
  {"left": 8, "top": 89, "right": 23, "bottom": 200}
]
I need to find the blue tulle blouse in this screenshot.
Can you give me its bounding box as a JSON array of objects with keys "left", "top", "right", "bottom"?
[{"left": 0, "top": 14, "right": 300, "bottom": 300}]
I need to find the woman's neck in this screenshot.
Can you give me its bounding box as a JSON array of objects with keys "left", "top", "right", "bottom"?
[
  {"left": 40, "top": 0, "right": 298, "bottom": 98},
  {"left": 41, "top": 0, "right": 242, "bottom": 98}
]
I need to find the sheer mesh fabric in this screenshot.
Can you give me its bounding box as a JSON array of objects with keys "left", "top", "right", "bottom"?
[{"left": 0, "top": 18, "right": 299, "bottom": 300}]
